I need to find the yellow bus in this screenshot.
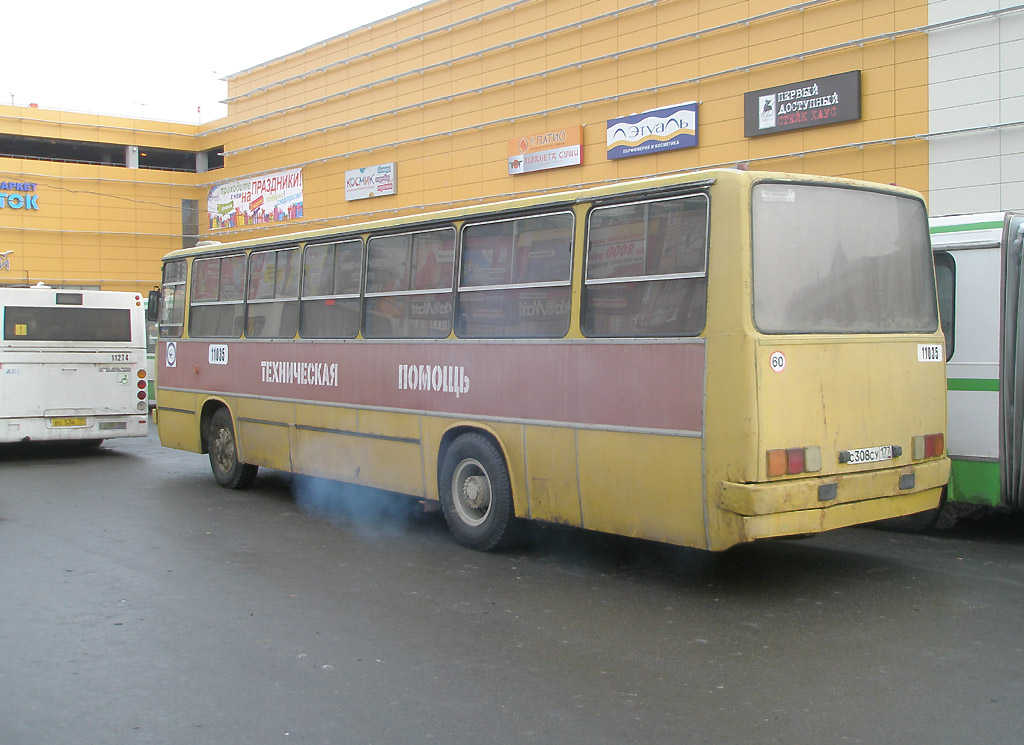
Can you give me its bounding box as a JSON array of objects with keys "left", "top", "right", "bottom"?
[{"left": 148, "top": 169, "right": 949, "bottom": 552}]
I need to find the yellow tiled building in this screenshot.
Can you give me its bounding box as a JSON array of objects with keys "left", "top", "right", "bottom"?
[{"left": 1, "top": 0, "right": 1021, "bottom": 291}]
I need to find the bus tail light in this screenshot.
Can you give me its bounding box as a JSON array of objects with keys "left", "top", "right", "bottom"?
[
  {"left": 767, "top": 446, "right": 822, "bottom": 477},
  {"left": 912, "top": 433, "right": 944, "bottom": 460}
]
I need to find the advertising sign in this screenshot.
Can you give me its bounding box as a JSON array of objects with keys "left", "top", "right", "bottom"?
[
  {"left": 606, "top": 102, "right": 698, "bottom": 160},
  {"left": 0, "top": 181, "right": 39, "bottom": 211},
  {"left": 508, "top": 126, "right": 582, "bottom": 175},
  {"left": 587, "top": 222, "right": 647, "bottom": 277},
  {"left": 345, "top": 163, "right": 396, "bottom": 201},
  {"left": 208, "top": 168, "right": 303, "bottom": 230},
  {"left": 745, "top": 71, "right": 861, "bottom": 137}
]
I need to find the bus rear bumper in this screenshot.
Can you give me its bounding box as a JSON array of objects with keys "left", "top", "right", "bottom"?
[{"left": 717, "top": 456, "right": 950, "bottom": 543}]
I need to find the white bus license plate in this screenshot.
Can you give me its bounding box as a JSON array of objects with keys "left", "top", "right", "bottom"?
[
  {"left": 51, "top": 417, "right": 87, "bottom": 427},
  {"left": 846, "top": 445, "right": 893, "bottom": 465}
]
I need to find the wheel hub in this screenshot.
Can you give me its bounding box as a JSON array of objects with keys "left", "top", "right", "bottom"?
[
  {"left": 461, "top": 474, "right": 490, "bottom": 510},
  {"left": 212, "top": 428, "right": 235, "bottom": 472}
]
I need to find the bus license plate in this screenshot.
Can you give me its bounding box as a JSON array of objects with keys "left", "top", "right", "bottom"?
[
  {"left": 845, "top": 445, "right": 893, "bottom": 465},
  {"left": 51, "top": 417, "right": 87, "bottom": 427}
]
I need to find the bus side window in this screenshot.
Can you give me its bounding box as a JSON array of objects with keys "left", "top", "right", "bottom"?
[
  {"left": 246, "top": 246, "right": 300, "bottom": 338},
  {"left": 934, "top": 251, "right": 955, "bottom": 360},
  {"left": 299, "top": 240, "right": 362, "bottom": 339},
  {"left": 189, "top": 255, "right": 246, "bottom": 338},
  {"left": 159, "top": 260, "right": 186, "bottom": 338},
  {"left": 364, "top": 228, "right": 455, "bottom": 339},
  {"left": 582, "top": 194, "right": 708, "bottom": 337},
  {"left": 456, "top": 212, "right": 573, "bottom": 338}
]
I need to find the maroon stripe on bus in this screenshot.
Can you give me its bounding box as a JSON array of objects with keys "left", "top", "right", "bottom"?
[{"left": 159, "top": 340, "right": 705, "bottom": 433}]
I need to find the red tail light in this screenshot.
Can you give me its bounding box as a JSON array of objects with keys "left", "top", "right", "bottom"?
[
  {"left": 767, "top": 446, "right": 822, "bottom": 477},
  {"left": 912, "top": 433, "right": 945, "bottom": 459}
]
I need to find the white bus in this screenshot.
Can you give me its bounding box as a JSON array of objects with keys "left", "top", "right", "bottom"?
[
  {"left": 930, "top": 211, "right": 1024, "bottom": 516},
  {"left": 0, "top": 285, "right": 151, "bottom": 445}
]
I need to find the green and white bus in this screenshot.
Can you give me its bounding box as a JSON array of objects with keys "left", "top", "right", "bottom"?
[{"left": 931, "top": 211, "right": 1024, "bottom": 514}]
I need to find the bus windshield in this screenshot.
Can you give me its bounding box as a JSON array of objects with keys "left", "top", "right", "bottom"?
[
  {"left": 3, "top": 306, "right": 132, "bottom": 342},
  {"left": 752, "top": 183, "right": 937, "bottom": 334}
]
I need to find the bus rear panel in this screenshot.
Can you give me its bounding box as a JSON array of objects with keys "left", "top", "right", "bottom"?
[
  {"left": 0, "top": 287, "right": 150, "bottom": 444},
  {"left": 708, "top": 179, "right": 948, "bottom": 548}
]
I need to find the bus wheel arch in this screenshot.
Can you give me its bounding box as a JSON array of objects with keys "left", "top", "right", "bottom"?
[
  {"left": 437, "top": 428, "right": 518, "bottom": 551},
  {"left": 198, "top": 398, "right": 228, "bottom": 454},
  {"left": 203, "top": 402, "right": 258, "bottom": 490}
]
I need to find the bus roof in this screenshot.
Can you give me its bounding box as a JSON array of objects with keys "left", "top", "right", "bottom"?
[
  {"left": 0, "top": 286, "right": 143, "bottom": 305},
  {"left": 166, "top": 168, "right": 926, "bottom": 261},
  {"left": 929, "top": 212, "right": 1005, "bottom": 251}
]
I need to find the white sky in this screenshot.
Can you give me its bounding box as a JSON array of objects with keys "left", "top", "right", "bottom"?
[{"left": 4, "top": 1, "right": 425, "bottom": 124}]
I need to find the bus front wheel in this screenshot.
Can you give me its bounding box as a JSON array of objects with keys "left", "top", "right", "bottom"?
[
  {"left": 439, "top": 433, "right": 516, "bottom": 551},
  {"left": 208, "top": 408, "right": 258, "bottom": 489}
]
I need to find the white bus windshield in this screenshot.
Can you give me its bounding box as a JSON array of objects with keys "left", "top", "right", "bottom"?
[{"left": 752, "top": 183, "right": 937, "bottom": 334}]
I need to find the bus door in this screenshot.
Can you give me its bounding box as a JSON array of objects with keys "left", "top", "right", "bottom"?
[{"left": 999, "top": 211, "right": 1024, "bottom": 510}]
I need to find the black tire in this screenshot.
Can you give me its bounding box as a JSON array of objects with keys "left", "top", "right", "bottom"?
[
  {"left": 439, "top": 433, "right": 516, "bottom": 551},
  {"left": 877, "top": 488, "right": 947, "bottom": 533},
  {"left": 877, "top": 508, "right": 940, "bottom": 533},
  {"left": 207, "top": 408, "right": 257, "bottom": 489}
]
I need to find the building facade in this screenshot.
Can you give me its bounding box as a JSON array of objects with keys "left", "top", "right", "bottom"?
[
  {"left": 1, "top": 0, "right": 1021, "bottom": 291},
  {"left": 927, "top": 0, "right": 1023, "bottom": 214}
]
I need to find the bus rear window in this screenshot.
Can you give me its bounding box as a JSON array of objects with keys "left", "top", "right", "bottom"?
[
  {"left": 3, "top": 307, "right": 131, "bottom": 342},
  {"left": 752, "top": 184, "right": 937, "bottom": 334}
]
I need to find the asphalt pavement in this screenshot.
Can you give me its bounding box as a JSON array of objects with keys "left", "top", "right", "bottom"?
[{"left": 1, "top": 426, "right": 1022, "bottom": 745}]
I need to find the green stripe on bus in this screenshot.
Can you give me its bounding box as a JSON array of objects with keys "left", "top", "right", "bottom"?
[
  {"left": 948, "top": 459, "right": 1001, "bottom": 507},
  {"left": 947, "top": 378, "right": 999, "bottom": 392},
  {"left": 930, "top": 220, "right": 1003, "bottom": 234}
]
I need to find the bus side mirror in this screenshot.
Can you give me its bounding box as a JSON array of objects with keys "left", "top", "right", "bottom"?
[{"left": 146, "top": 290, "right": 160, "bottom": 322}]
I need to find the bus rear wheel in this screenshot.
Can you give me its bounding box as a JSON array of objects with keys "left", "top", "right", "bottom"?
[
  {"left": 208, "top": 408, "right": 257, "bottom": 489},
  {"left": 439, "top": 433, "right": 516, "bottom": 551}
]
